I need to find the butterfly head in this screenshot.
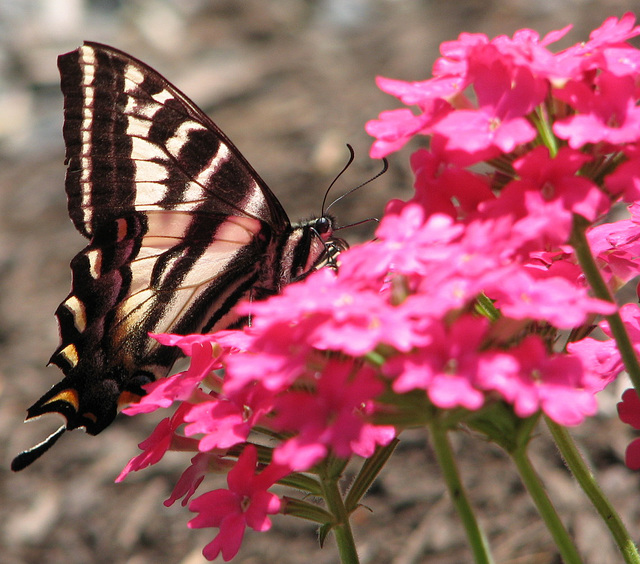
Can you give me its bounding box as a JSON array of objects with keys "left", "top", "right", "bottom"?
[
  {"left": 313, "top": 216, "right": 333, "bottom": 236},
  {"left": 315, "top": 216, "right": 348, "bottom": 269},
  {"left": 286, "top": 214, "right": 347, "bottom": 277}
]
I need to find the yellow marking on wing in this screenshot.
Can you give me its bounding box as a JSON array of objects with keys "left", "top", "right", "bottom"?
[
  {"left": 63, "top": 296, "right": 87, "bottom": 332},
  {"left": 86, "top": 249, "right": 102, "bottom": 279},
  {"left": 44, "top": 388, "right": 79, "bottom": 410},
  {"left": 59, "top": 344, "right": 79, "bottom": 367}
]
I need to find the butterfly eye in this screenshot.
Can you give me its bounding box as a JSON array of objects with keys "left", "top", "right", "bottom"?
[{"left": 315, "top": 216, "right": 332, "bottom": 235}]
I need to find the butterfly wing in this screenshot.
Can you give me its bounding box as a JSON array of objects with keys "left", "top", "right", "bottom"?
[
  {"left": 15, "top": 42, "right": 296, "bottom": 465},
  {"left": 63, "top": 42, "right": 291, "bottom": 236}
]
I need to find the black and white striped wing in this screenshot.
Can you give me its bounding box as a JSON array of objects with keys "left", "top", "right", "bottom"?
[
  {"left": 12, "top": 42, "right": 307, "bottom": 469},
  {"left": 56, "top": 42, "right": 292, "bottom": 362}
]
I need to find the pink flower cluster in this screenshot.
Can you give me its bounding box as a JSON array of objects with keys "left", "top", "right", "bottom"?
[{"left": 118, "top": 14, "right": 640, "bottom": 561}]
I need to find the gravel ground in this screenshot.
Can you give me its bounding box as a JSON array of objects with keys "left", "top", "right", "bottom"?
[{"left": 1, "top": 2, "right": 640, "bottom": 563}]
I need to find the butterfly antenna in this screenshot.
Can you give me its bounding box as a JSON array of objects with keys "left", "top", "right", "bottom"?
[
  {"left": 334, "top": 216, "right": 379, "bottom": 232},
  {"left": 321, "top": 144, "right": 356, "bottom": 215},
  {"left": 325, "top": 154, "right": 389, "bottom": 215}
]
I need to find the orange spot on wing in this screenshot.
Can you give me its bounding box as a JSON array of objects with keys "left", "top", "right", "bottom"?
[{"left": 118, "top": 391, "right": 142, "bottom": 409}]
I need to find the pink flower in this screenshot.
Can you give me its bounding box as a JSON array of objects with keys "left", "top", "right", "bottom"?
[
  {"left": 371, "top": 204, "right": 465, "bottom": 277},
  {"left": 553, "top": 13, "right": 640, "bottom": 78},
  {"left": 165, "top": 453, "right": 229, "bottom": 507},
  {"left": 188, "top": 445, "right": 286, "bottom": 561},
  {"left": 114, "top": 17, "right": 640, "bottom": 560},
  {"left": 150, "top": 332, "right": 220, "bottom": 356},
  {"left": 270, "top": 358, "right": 395, "bottom": 470},
  {"left": 488, "top": 267, "right": 615, "bottom": 328},
  {"left": 183, "top": 384, "right": 275, "bottom": 451},
  {"left": 512, "top": 147, "right": 609, "bottom": 222},
  {"left": 605, "top": 147, "right": 640, "bottom": 202},
  {"left": 366, "top": 108, "right": 433, "bottom": 159},
  {"left": 222, "top": 320, "right": 320, "bottom": 394},
  {"left": 116, "top": 403, "right": 195, "bottom": 482},
  {"left": 431, "top": 62, "right": 544, "bottom": 162},
  {"left": 383, "top": 315, "right": 488, "bottom": 410},
  {"left": 619, "top": 389, "right": 640, "bottom": 429},
  {"left": 554, "top": 72, "right": 640, "bottom": 147},
  {"left": 366, "top": 77, "right": 459, "bottom": 158},
  {"left": 122, "top": 340, "right": 222, "bottom": 415},
  {"left": 306, "top": 286, "right": 424, "bottom": 355},
  {"left": 236, "top": 268, "right": 396, "bottom": 357},
  {"left": 617, "top": 389, "right": 640, "bottom": 470},
  {"left": 410, "top": 148, "right": 495, "bottom": 217},
  {"left": 580, "top": 12, "right": 640, "bottom": 53},
  {"left": 375, "top": 75, "right": 464, "bottom": 107},
  {"left": 237, "top": 267, "right": 340, "bottom": 323},
  {"left": 479, "top": 180, "right": 574, "bottom": 252},
  {"left": 587, "top": 210, "right": 640, "bottom": 287},
  {"left": 477, "top": 336, "right": 598, "bottom": 425},
  {"left": 601, "top": 303, "right": 640, "bottom": 347},
  {"left": 433, "top": 32, "right": 489, "bottom": 77},
  {"left": 434, "top": 27, "right": 572, "bottom": 81},
  {"left": 566, "top": 337, "right": 622, "bottom": 393}
]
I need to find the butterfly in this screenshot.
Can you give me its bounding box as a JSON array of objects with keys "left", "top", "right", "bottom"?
[{"left": 12, "top": 42, "right": 347, "bottom": 471}]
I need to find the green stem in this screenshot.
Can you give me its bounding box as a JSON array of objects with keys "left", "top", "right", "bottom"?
[
  {"left": 510, "top": 446, "right": 583, "bottom": 564},
  {"left": 546, "top": 417, "right": 640, "bottom": 563},
  {"left": 534, "top": 102, "right": 558, "bottom": 157},
  {"left": 570, "top": 215, "right": 640, "bottom": 393},
  {"left": 320, "top": 470, "right": 360, "bottom": 564},
  {"left": 429, "top": 421, "right": 494, "bottom": 564}
]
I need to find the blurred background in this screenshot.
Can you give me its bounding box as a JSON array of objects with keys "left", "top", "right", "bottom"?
[{"left": 1, "top": 1, "right": 640, "bottom": 563}]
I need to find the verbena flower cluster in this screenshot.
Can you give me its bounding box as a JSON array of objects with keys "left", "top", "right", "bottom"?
[{"left": 118, "top": 14, "right": 640, "bottom": 561}]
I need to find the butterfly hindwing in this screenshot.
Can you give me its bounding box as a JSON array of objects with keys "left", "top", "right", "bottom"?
[{"left": 12, "top": 42, "right": 346, "bottom": 470}]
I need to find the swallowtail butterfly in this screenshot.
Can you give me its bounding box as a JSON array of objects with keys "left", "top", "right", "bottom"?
[{"left": 12, "top": 42, "right": 347, "bottom": 471}]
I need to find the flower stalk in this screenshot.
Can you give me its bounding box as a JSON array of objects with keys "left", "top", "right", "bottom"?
[
  {"left": 509, "top": 446, "right": 583, "bottom": 564},
  {"left": 545, "top": 417, "right": 640, "bottom": 564},
  {"left": 429, "top": 420, "right": 494, "bottom": 564},
  {"left": 319, "top": 466, "right": 360, "bottom": 564},
  {"left": 570, "top": 215, "right": 640, "bottom": 394}
]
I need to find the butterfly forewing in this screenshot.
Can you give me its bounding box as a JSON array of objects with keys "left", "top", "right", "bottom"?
[
  {"left": 61, "top": 43, "right": 290, "bottom": 235},
  {"left": 12, "top": 42, "right": 345, "bottom": 471}
]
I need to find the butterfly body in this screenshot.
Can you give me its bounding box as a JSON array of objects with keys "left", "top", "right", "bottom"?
[{"left": 12, "top": 43, "right": 346, "bottom": 470}]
